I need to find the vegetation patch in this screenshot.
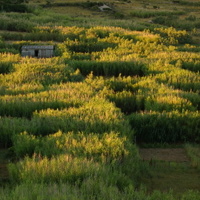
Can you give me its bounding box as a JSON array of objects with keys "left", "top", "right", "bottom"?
[{"left": 0, "top": 0, "right": 199, "bottom": 198}]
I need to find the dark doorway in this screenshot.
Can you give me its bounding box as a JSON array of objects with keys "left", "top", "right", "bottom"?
[{"left": 35, "top": 50, "right": 39, "bottom": 57}]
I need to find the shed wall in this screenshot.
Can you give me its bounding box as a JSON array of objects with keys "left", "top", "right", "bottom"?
[{"left": 21, "top": 47, "right": 54, "bottom": 58}]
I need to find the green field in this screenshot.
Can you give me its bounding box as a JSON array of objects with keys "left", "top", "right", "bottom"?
[{"left": 0, "top": 0, "right": 200, "bottom": 199}]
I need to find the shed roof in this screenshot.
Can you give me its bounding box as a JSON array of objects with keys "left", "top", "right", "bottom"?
[
  {"left": 22, "top": 45, "right": 54, "bottom": 50},
  {"left": 98, "top": 4, "right": 112, "bottom": 11}
]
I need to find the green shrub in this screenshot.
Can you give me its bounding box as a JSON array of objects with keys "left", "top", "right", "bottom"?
[
  {"left": 128, "top": 111, "right": 200, "bottom": 143},
  {"left": 12, "top": 131, "right": 129, "bottom": 162},
  {"left": 31, "top": 98, "right": 133, "bottom": 137},
  {"left": 0, "top": 83, "right": 45, "bottom": 96},
  {"left": 69, "top": 61, "right": 147, "bottom": 76},
  {"left": 8, "top": 154, "right": 137, "bottom": 191},
  {"left": 2, "top": 58, "right": 83, "bottom": 85},
  {"left": 0, "top": 82, "right": 93, "bottom": 118},
  {"left": 9, "top": 155, "right": 108, "bottom": 184},
  {"left": 144, "top": 95, "right": 195, "bottom": 112},
  {"left": 154, "top": 69, "right": 200, "bottom": 92},
  {"left": 154, "top": 27, "right": 192, "bottom": 44}
]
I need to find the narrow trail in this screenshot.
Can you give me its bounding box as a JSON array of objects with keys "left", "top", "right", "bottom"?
[
  {"left": 139, "top": 148, "right": 190, "bottom": 162},
  {"left": 0, "top": 149, "right": 9, "bottom": 184},
  {"left": 139, "top": 148, "right": 200, "bottom": 194}
]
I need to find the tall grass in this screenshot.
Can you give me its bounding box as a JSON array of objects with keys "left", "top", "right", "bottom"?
[
  {"left": 128, "top": 111, "right": 200, "bottom": 144},
  {"left": 154, "top": 69, "right": 200, "bottom": 92},
  {"left": 154, "top": 27, "right": 192, "bottom": 44},
  {"left": 1, "top": 57, "right": 83, "bottom": 86},
  {"left": 0, "top": 21, "right": 199, "bottom": 198},
  {"left": 107, "top": 80, "right": 198, "bottom": 114},
  {"left": 69, "top": 60, "right": 147, "bottom": 76},
  {"left": 9, "top": 155, "right": 112, "bottom": 184},
  {"left": 12, "top": 131, "right": 129, "bottom": 161},
  {"left": 0, "top": 82, "right": 94, "bottom": 118},
  {"left": 0, "top": 117, "right": 30, "bottom": 148},
  {"left": 31, "top": 98, "right": 133, "bottom": 136},
  {"left": 0, "top": 183, "right": 200, "bottom": 200}
]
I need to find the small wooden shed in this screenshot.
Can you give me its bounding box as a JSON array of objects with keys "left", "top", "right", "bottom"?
[{"left": 21, "top": 45, "right": 54, "bottom": 58}]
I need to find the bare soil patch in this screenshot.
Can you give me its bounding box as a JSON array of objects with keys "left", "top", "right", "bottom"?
[
  {"left": 139, "top": 148, "right": 190, "bottom": 162},
  {"left": 0, "top": 164, "right": 9, "bottom": 180}
]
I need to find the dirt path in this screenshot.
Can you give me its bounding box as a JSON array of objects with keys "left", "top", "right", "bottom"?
[
  {"left": 139, "top": 148, "right": 190, "bottom": 162},
  {"left": 139, "top": 148, "right": 200, "bottom": 194},
  {"left": 0, "top": 149, "right": 9, "bottom": 183}
]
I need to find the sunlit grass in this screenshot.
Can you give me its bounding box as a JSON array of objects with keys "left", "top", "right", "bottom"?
[{"left": 0, "top": 0, "right": 200, "bottom": 199}]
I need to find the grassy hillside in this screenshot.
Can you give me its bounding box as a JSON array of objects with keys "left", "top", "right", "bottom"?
[{"left": 0, "top": 0, "right": 199, "bottom": 199}]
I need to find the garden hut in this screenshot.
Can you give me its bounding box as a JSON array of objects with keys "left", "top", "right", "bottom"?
[{"left": 21, "top": 45, "right": 54, "bottom": 58}]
